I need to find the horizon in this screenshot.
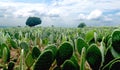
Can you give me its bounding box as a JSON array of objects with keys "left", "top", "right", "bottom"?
[{"left": 0, "top": 0, "right": 120, "bottom": 27}]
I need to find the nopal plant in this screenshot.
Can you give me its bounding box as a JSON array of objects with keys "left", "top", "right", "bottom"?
[
  {"left": 33, "top": 50, "right": 54, "bottom": 70},
  {"left": 77, "top": 37, "right": 88, "bottom": 55},
  {"left": 44, "top": 44, "right": 57, "bottom": 60},
  {"left": 32, "top": 46, "right": 41, "bottom": 59},
  {"left": 56, "top": 42, "right": 73, "bottom": 66},
  {"left": 111, "top": 29, "right": 120, "bottom": 58},
  {"left": 86, "top": 44, "right": 102, "bottom": 70}
]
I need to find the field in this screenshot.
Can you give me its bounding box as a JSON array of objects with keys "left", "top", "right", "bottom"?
[{"left": 0, "top": 26, "right": 120, "bottom": 70}]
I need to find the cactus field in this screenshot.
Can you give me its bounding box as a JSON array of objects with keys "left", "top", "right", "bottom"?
[{"left": 0, "top": 27, "right": 120, "bottom": 70}]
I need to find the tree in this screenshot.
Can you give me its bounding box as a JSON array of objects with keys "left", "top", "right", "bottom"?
[
  {"left": 78, "top": 22, "right": 86, "bottom": 28},
  {"left": 26, "top": 17, "right": 42, "bottom": 27}
]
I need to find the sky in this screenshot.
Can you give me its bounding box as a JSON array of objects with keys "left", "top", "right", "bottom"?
[{"left": 0, "top": 0, "right": 120, "bottom": 27}]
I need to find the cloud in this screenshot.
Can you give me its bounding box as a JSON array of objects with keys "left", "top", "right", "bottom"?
[
  {"left": 0, "top": 2, "right": 48, "bottom": 17},
  {"left": 87, "top": 9, "right": 103, "bottom": 20},
  {"left": 47, "top": 8, "right": 60, "bottom": 18},
  {"left": 77, "top": 10, "right": 103, "bottom": 21},
  {"left": 78, "top": 14, "right": 86, "bottom": 20}
]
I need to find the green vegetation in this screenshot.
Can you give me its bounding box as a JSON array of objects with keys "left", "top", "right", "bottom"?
[
  {"left": 56, "top": 42, "right": 73, "bottom": 66},
  {"left": 26, "top": 17, "right": 42, "bottom": 27},
  {"left": 78, "top": 22, "right": 86, "bottom": 28},
  {"left": 0, "top": 26, "right": 119, "bottom": 70},
  {"left": 33, "top": 50, "right": 54, "bottom": 70}
]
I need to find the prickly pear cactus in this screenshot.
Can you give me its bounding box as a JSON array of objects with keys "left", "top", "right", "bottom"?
[
  {"left": 62, "top": 60, "right": 77, "bottom": 70},
  {"left": 102, "top": 57, "right": 120, "bottom": 70},
  {"left": 70, "top": 55, "right": 80, "bottom": 70},
  {"left": 56, "top": 42, "right": 73, "bottom": 66},
  {"left": 2, "top": 43, "right": 10, "bottom": 63},
  {"left": 14, "top": 32, "right": 19, "bottom": 40},
  {"left": 8, "top": 61, "right": 15, "bottom": 70},
  {"left": 10, "top": 39, "right": 18, "bottom": 49},
  {"left": 77, "top": 37, "right": 88, "bottom": 55},
  {"left": 44, "top": 44, "right": 57, "bottom": 59},
  {"left": 80, "top": 47, "right": 86, "bottom": 70},
  {"left": 25, "top": 52, "right": 35, "bottom": 69},
  {"left": 0, "top": 44, "right": 4, "bottom": 58},
  {"left": 86, "top": 44, "right": 102, "bottom": 70},
  {"left": 20, "top": 49, "right": 25, "bottom": 70},
  {"left": 2, "top": 47, "right": 10, "bottom": 63},
  {"left": 33, "top": 50, "right": 54, "bottom": 70},
  {"left": 111, "top": 30, "right": 120, "bottom": 57},
  {"left": 20, "top": 42, "right": 29, "bottom": 55},
  {"left": 103, "top": 46, "right": 114, "bottom": 67},
  {"left": 85, "top": 30, "right": 95, "bottom": 44},
  {"left": 32, "top": 46, "right": 41, "bottom": 59},
  {"left": 109, "top": 60, "right": 120, "bottom": 70}
]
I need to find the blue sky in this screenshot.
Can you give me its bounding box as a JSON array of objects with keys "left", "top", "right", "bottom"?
[{"left": 0, "top": 0, "right": 120, "bottom": 27}]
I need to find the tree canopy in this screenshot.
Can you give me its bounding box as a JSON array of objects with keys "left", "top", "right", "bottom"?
[
  {"left": 78, "top": 22, "right": 86, "bottom": 28},
  {"left": 26, "top": 17, "right": 42, "bottom": 27}
]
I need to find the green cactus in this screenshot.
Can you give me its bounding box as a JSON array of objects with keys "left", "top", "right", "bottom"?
[
  {"left": 32, "top": 46, "right": 41, "bottom": 59},
  {"left": 2, "top": 43, "right": 10, "bottom": 63},
  {"left": 103, "top": 34, "right": 111, "bottom": 48},
  {"left": 14, "top": 32, "right": 19, "bottom": 40},
  {"left": 25, "top": 52, "right": 35, "bottom": 69},
  {"left": 8, "top": 61, "right": 15, "bottom": 70},
  {"left": 2, "top": 47, "right": 8, "bottom": 64},
  {"left": 102, "top": 47, "right": 114, "bottom": 69},
  {"left": 56, "top": 42, "right": 73, "bottom": 66},
  {"left": 33, "top": 50, "right": 54, "bottom": 70},
  {"left": 36, "top": 37, "right": 41, "bottom": 47},
  {"left": 102, "top": 57, "right": 120, "bottom": 70},
  {"left": 86, "top": 44, "right": 102, "bottom": 70},
  {"left": 20, "top": 49, "right": 25, "bottom": 70},
  {"left": 10, "top": 39, "right": 18, "bottom": 49},
  {"left": 44, "top": 44, "right": 57, "bottom": 59},
  {"left": 29, "top": 32, "right": 35, "bottom": 41},
  {"left": 110, "top": 46, "right": 120, "bottom": 58},
  {"left": 80, "top": 47, "right": 86, "bottom": 70},
  {"left": 42, "top": 38, "right": 49, "bottom": 45},
  {"left": 109, "top": 60, "right": 120, "bottom": 70},
  {"left": 20, "top": 42, "right": 29, "bottom": 55},
  {"left": 62, "top": 60, "right": 77, "bottom": 70},
  {"left": 70, "top": 55, "right": 80, "bottom": 70},
  {"left": 85, "top": 30, "right": 95, "bottom": 44},
  {"left": 77, "top": 37, "right": 88, "bottom": 55},
  {"left": 99, "top": 38, "right": 106, "bottom": 66},
  {"left": 0, "top": 44, "right": 2, "bottom": 58},
  {"left": 111, "top": 30, "right": 120, "bottom": 57}
]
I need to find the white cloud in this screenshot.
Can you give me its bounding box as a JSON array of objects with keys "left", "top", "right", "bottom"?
[
  {"left": 78, "top": 14, "right": 86, "bottom": 20},
  {"left": 87, "top": 9, "right": 103, "bottom": 20},
  {"left": 47, "top": 8, "right": 60, "bottom": 17},
  {"left": 0, "top": 2, "right": 48, "bottom": 18}
]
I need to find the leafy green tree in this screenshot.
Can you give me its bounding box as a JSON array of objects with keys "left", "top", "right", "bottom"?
[
  {"left": 78, "top": 22, "right": 86, "bottom": 28},
  {"left": 26, "top": 17, "right": 42, "bottom": 27}
]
